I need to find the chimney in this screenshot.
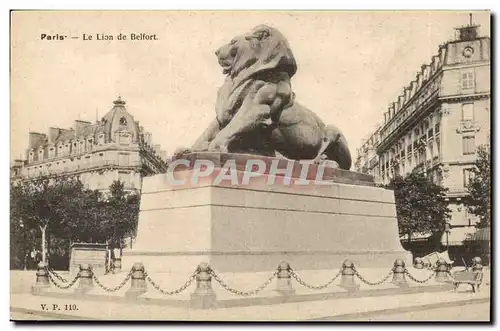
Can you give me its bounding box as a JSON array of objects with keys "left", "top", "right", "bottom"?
[
  {"left": 390, "top": 103, "right": 396, "bottom": 117},
  {"left": 416, "top": 72, "right": 422, "bottom": 89},
  {"left": 28, "top": 132, "right": 47, "bottom": 149},
  {"left": 398, "top": 95, "right": 404, "bottom": 110},
  {"left": 421, "top": 64, "right": 428, "bottom": 81},
  {"left": 48, "top": 127, "right": 62, "bottom": 144},
  {"left": 404, "top": 87, "right": 411, "bottom": 101},
  {"left": 159, "top": 150, "right": 167, "bottom": 160},
  {"left": 145, "top": 132, "right": 152, "bottom": 145},
  {"left": 410, "top": 81, "right": 416, "bottom": 97},
  {"left": 74, "top": 120, "right": 91, "bottom": 137}
]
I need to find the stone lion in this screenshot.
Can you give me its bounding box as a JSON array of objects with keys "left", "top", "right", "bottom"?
[{"left": 179, "top": 24, "right": 352, "bottom": 170}]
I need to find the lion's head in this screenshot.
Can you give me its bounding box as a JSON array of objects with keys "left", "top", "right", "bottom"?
[{"left": 215, "top": 25, "right": 297, "bottom": 82}]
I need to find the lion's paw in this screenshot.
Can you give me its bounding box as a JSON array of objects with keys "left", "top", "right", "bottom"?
[{"left": 208, "top": 140, "right": 229, "bottom": 153}]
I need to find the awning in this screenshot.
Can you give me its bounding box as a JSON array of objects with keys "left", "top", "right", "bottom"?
[
  {"left": 441, "top": 226, "right": 476, "bottom": 246},
  {"left": 467, "top": 227, "right": 490, "bottom": 242}
]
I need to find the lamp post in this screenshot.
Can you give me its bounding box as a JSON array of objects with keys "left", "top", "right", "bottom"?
[{"left": 19, "top": 219, "right": 27, "bottom": 270}]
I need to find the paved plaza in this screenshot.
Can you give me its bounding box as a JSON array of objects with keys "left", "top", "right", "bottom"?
[{"left": 10, "top": 268, "right": 491, "bottom": 321}]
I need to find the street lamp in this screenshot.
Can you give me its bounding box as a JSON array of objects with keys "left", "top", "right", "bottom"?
[
  {"left": 445, "top": 222, "right": 451, "bottom": 250},
  {"left": 19, "top": 219, "right": 27, "bottom": 270}
]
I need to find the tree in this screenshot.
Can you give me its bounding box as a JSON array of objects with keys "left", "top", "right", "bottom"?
[
  {"left": 11, "top": 176, "right": 141, "bottom": 270},
  {"left": 101, "top": 181, "right": 140, "bottom": 256},
  {"left": 387, "top": 171, "right": 451, "bottom": 243},
  {"left": 10, "top": 175, "right": 89, "bottom": 264},
  {"left": 464, "top": 144, "right": 491, "bottom": 228}
]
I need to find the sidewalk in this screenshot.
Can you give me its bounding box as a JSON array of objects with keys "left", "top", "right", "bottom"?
[{"left": 10, "top": 285, "right": 490, "bottom": 321}]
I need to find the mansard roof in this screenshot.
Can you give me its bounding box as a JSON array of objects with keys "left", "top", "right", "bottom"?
[{"left": 29, "top": 97, "right": 141, "bottom": 150}]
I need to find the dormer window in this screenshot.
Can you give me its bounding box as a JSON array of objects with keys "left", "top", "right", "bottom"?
[
  {"left": 49, "top": 147, "right": 55, "bottom": 159},
  {"left": 98, "top": 134, "right": 105, "bottom": 145},
  {"left": 118, "top": 131, "right": 131, "bottom": 145},
  {"left": 119, "top": 117, "right": 127, "bottom": 126}
]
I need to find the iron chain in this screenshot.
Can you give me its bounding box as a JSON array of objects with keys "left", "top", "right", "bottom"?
[
  {"left": 290, "top": 269, "right": 342, "bottom": 290},
  {"left": 405, "top": 269, "right": 435, "bottom": 283},
  {"left": 92, "top": 269, "right": 132, "bottom": 292},
  {"left": 48, "top": 268, "right": 68, "bottom": 283},
  {"left": 48, "top": 272, "right": 80, "bottom": 290},
  {"left": 353, "top": 268, "right": 394, "bottom": 286},
  {"left": 210, "top": 270, "right": 278, "bottom": 296},
  {"left": 144, "top": 271, "right": 197, "bottom": 296}
]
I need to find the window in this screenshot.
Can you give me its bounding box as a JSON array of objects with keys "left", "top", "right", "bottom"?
[
  {"left": 49, "top": 147, "right": 55, "bottom": 158},
  {"left": 463, "top": 168, "right": 475, "bottom": 187},
  {"left": 119, "top": 152, "right": 130, "bottom": 166},
  {"left": 462, "top": 103, "right": 474, "bottom": 121},
  {"left": 119, "top": 117, "right": 127, "bottom": 125},
  {"left": 435, "top": 123, "right": 440, "bottom": 135},
  {"left": 462, "top": 136, "right": 476, "bottom": 155},
  {"left": 118, "top": 132, "right": 131, "bottom": 145},
  {"left": 436, "top": 137, "right": 441, "bottom": 156},
  {"left": 461, "top": 71, "right": 475, "bottom": 89}
]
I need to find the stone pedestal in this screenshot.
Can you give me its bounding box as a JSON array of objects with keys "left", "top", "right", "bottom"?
[{"left": 123, "top": 153, "right": 411, "bottom": 273}]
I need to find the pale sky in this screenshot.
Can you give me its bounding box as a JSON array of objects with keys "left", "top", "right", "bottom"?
[{"left": 10, "top": 10, "right": 491, "bottom": 162}]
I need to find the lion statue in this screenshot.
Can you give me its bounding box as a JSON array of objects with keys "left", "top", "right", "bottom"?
[{"left": 178, "top": 24, "right": 352, "bottom": 170}]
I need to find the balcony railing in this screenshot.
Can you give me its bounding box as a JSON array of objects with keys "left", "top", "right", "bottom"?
[{"left": 23, "top": 159, "right": 142, "bottom": 178}]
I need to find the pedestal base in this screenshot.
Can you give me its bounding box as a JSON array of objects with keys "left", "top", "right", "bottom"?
[{"left": 124, "top": 153, "right": 411, "bottom": 273}]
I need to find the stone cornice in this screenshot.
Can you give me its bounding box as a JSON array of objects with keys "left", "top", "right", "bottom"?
[{"left": 26, "top": 144, "right": 141, "bottom": 167}]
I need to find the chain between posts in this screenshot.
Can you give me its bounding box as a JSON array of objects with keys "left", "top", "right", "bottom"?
[
  {"left": 210, "top": 269, "right": 278, "bottom": 296},
  {"left": 47, "top": 271, "right": 80, "bottom": 290},
  {"left": 290, "top": 268, "right": 342, "bottom": 290},
  {"left": 404, "top": 269, "right": 435, "bottom": 283},
  {"left": 144, "top": 270, "right": 198, "bottom": 296},
  {"left": 353, "top": 267, "right": 394, "bottom": 286},
  {"left": 92, "top": 269, "right": 133, "bottom": 292},
  {"left": 48, "top": 268, "right": 68, "bottom": 283}
]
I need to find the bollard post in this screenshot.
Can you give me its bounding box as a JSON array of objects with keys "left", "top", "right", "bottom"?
[
  {"left": 435, "top": 258, "right": 449, "bottom": 282},
  {"left": 190, "top": 262, "right": 217, "bottom": 309},
  {"left": 472, "top": 257, "right": 483, "bottom": 273},
  {"left": 275, "top": 261, "right": 295, "bottom": 295},
  {"left": 75, "top": 263, "right": 94, "bottom": 294},
  {"left": 31, "top": 262, "right": 50, "bottom": 294},
  {"left": 125, "top": 262, "right": 147, "bottom": 299},
  {"left": 413, "top": 257, "right": 424, "bottom": 270},
  {"left": 392, "top": 259, "right": 408, "bottom": 287},
  {"left": 340, "top": 260, "right": 360, "bottom": 292},
  {"left": 113, "top": 258, "right": 122, "bottom": 273}
]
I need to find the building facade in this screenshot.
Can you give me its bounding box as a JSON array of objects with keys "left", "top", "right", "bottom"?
[
  {"left": 354, "top": 124, "right": 382, "bottom": 183},
  {"left": 11, "top": 97, "right": 169, "bottom": 193},
  {"left": 356, "top": 23, "right": 490, "bottom": 234}
]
